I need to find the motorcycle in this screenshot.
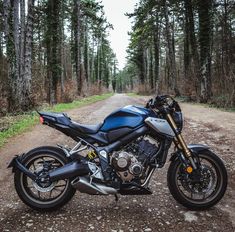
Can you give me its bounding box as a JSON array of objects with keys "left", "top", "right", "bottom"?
[{"left": 8, "top": 95, "right": 227, "bottom": 211}]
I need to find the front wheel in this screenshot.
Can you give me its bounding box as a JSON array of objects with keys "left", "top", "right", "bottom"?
[
  {"left": 167, "top": 150, "right": 227, "bottom": 210},
  {"left": 14, "top": 146, "right": 76, "bottom": 211}
]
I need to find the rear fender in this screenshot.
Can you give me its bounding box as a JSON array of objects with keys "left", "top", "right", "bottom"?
[
  {"left": 7, "top": 146, "right": 69, "bottom": 180},
  {"left": 7, "top": 155, "right": 37, "bottom": 181},
  {"left": 170, "top": 144, "right": 210, "bottom": 162}
]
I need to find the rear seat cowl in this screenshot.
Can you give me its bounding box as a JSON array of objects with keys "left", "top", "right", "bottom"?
[{"left": 39, "top": 112, "right": 71, "bottom": 125}]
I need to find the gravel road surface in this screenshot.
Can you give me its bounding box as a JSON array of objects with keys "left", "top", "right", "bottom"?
[{"left": 0, "top": 94, "right": 234, "bottom": 232}]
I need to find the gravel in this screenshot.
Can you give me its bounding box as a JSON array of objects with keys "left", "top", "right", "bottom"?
[{"left": 0, "top": 94, "right": 234, "bottom": 232}]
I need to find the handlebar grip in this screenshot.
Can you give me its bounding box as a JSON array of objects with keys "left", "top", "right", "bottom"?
[{"left": 146, "top": 98, "right": 154, "bottom": 108}]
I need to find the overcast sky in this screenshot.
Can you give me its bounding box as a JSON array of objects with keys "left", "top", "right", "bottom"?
[{"left": 101, "top": 0, "right": 139, "bottom": 70}]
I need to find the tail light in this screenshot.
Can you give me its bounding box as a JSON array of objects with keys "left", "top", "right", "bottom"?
[{"left": 39, "top": 116, "right": 44, "bottom": 124}]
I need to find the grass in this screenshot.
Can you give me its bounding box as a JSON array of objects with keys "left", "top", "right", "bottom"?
[
  {"left": 127, "top": 92, "right": 154, "bottom": 97},
  {"left": 0, "top": 114, "right": 38, "bottom": 148},
  {"left": 126, "top": 92, "right": 139, "bottom": 97},
  {"left": 207, "top": 104, "right": 235, "bottom": 112},
  {"left": 49, "top": 93, "right": 113, "bottom": 112},
  {"left": 0, "top": 93, "right": 113, "bottom": 148},
  {"left": 176, "top": 97, "right": 235, "bottom": 112}
]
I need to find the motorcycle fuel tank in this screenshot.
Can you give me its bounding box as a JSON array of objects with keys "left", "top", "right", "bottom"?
[{"left": 100, "top": 105, "right": 152, "bottom": 132}]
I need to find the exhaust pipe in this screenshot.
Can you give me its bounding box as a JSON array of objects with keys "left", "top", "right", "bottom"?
[{"left": 71, "top": 176, "right": 117, "bottom": 195}]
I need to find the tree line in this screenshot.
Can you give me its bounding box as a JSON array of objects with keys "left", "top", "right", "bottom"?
[
  {"left": 0, "top": 0, "right": 117, "bottom": 115},
  {"left": 120, "top": 0, "right": 234, "bottom": 107}
]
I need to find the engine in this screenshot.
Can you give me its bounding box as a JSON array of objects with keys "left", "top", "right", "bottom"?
[{"left": 110, "top": 138, "right": 159, "bottom": 182}]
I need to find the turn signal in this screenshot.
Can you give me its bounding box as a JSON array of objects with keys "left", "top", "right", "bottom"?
[{"left": 186, "top": 166, "right": 193, "bottom": 173}]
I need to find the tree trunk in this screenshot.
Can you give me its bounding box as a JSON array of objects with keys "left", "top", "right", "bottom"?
[
  {"left": 5, "top": 0, "right": 21, "bottom": 112},
  {"left": 84, "top": 16, "right": 89, "bottom": 85},
  {"left": 13, "top": 0, "right": 20, "bottom": 95},
  {"left": 19, "top": 0, "right": 25, "bottom": 102},
  {"left": 153, "top": 12, "right": 160, "bottom": 91},
  {"left": 3, "top": 0, "right": 10, "bottom": 40},
  {"left": 163, "top": 1, "right": 180, "bottom": 96},
  {"left": 198, "top": 0, "right": 213, "bottom": 102},
  {"left": 22, "top": 0, "right": 34, "bottom": 110},
  {"left": 98, "top": 38, "right": 103, "bottom": 91},
  {"left": 138, "top": 44, "right": 145, "bottom": 85},
  {"left": 90, "top": 37, "right": 95, "bottom": 83},
  {"left": 149, "top": 46, "right": 154, "bottom": 90},
  {"left": 184, "top": 0, "right": 190, "bottom": 81},
  {"left": 74, "top": 0, "right": 82, "bottom": 95},
  {"left": 184, "top": 0, "right": 200, "bottom": 97},
  {"left": 60, "top": 1, "right": 65, "bottom": 101},
  {"left": 46, "top": 0, "right": 62, "bottom": 104}
]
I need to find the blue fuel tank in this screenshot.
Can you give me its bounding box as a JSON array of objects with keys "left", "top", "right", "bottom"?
[{"left": 100, "top": 105, "right": 153, "bottom": 132}]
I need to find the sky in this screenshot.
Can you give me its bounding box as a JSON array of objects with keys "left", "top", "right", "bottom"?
[{"left": 101, "top": 0, "right": 139, "bottom": 70}]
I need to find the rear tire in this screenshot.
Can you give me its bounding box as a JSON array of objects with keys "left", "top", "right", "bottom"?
[
  {"left": 167, "top": 150, "right": 227, "bottom": 210},
  {"left": 14, "top": 146, "right": 76, "bottom": 212}
]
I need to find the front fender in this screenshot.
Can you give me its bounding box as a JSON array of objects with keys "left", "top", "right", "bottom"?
[
  {"left": 170, "top": 144, "right": 210, "bottom": 162},
  {"left": 187, "top": 144, "right": 210, "bottom": 153}
]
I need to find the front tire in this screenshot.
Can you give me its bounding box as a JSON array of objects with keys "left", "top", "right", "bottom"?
[
  {"left": 167, "top": 150, "right": 227, "bottom": 210},
  {"left": 14, "top": 146, "right": 76, "bottom": 212}
]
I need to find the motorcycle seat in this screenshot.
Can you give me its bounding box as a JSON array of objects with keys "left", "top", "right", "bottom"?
[
  {"left": 70, "top": 121, "right": 102, "bottom": 134},
  {"left": 39, "top": 111, "right": 102, "bottom": 134}
]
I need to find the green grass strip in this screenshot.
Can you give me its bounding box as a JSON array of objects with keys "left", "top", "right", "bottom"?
[
  {"left": 0, "top": 93, "right": 113, "bottom": 148},
  {"left": 126, "top": 92, "right": 139, "bottom": 97}
]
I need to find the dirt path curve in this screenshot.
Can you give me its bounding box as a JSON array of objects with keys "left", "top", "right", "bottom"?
[{"left": 0, "top": 94, "right": 234, "bottom": 232}]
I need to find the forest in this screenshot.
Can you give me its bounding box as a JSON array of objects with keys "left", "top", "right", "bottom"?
[
  {"left": 0, "top": 0, "right": 234, "bottom": 116},
  {"left": 116, "top": 0, "right": 235, "bottom": 107},
  {"left": 0, "top": 0, "right": 117, "bottom": 115}
]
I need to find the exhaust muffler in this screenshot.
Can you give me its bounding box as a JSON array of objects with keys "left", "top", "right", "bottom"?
[{"left": 71, "top": 176, "right": 117, "bottom": 195}]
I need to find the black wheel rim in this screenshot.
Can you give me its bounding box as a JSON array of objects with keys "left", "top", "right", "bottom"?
[
  {"left": 20, "top": 154, "right": 69, "bottom": 205},
  {"left": 175, "top": 154, "right": 223, "bottom": 204}
]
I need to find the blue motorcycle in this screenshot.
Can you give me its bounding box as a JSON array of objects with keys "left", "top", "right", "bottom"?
[{"left": 8, "top": 95, "right": 227, "bottom": 211}]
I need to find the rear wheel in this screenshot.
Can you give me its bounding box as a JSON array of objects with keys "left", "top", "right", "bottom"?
[
  {"left": 14, "top": 146, "right": 76, "bottom": 211},
  {"left": 167, "top": 150, "right": 227, "bottom": 210}
]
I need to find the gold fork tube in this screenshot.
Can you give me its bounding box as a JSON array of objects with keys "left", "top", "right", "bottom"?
[{"left": 166, "top": 113, "right": 191, "bottom": 158}]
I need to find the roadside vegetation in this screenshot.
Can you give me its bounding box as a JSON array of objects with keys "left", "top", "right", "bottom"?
[
  {"left": 176, "top": 96, "right": 235, "bottom": 112},
  {"left": 119, "top": 0, "right": 235, "bottom": 108},
  {"left": 0, "top": 93, "right": 113, "bottom": 148},
  {"left": 127, "top": 92, "right": 235, "bottom": 113},
  {"left": 126, "top": 93, "right": 140, "bottom": 97}
]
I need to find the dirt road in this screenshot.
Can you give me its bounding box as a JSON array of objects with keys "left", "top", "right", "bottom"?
[{"left": 0, "top": 94, "right": 234, "bottom": 232}]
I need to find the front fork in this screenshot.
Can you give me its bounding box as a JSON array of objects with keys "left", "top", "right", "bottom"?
[{"left": 166, "top": 113, "right": 197, "bottom": 170}]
